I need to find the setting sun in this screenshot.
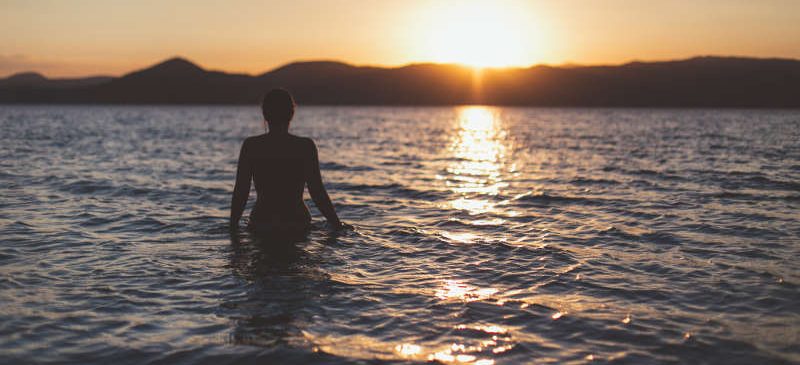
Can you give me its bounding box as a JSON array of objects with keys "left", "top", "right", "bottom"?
[{"left": 419, "top": 1, "right": 536, "bottom": 68}]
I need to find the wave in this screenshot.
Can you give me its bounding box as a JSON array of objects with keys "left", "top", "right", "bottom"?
[
  {"left": 331, "top": 182, "right": 450, "bottom": 201},
  {"left": 505, "top": 191, "right": 609, "bottom": 207},
  {"left": 320, "top": 161, "right": 375, "bottom": 172},
  {"left": 567, "top": 177, "right": 622, "bottom": 186}
]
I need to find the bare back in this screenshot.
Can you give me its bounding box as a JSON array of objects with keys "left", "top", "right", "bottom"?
[{"left": 230, "top": 132, "right": 341, "bottom": 231}]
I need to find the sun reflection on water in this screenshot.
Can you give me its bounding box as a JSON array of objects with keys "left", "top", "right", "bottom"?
[
  {"left": 396, "top": 343, "right": 422, "bottom": 356},
  {"left": 435, "top": 279, "right": 499, "bottom": 302},
  {"left": 445, "top": 106, "right": 509, "bottom": 215}
]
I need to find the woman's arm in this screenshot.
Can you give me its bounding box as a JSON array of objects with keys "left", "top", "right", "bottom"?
[
  {"left": 229, "top": 139, "right": 252, "bottom": 228},
  {"left": 305, "top": 139, "right": 342, "bottom": 228}
]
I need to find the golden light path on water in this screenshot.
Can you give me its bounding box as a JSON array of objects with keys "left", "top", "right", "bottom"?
[
  {"left": 440, "top": 106, "right": 511, "bottom": 244},
  {"left": 448, "top": 106, "right": 508, "bottom": 199},
  {"left": 415, "top": 106, "right": 512, "bottom": 364}
]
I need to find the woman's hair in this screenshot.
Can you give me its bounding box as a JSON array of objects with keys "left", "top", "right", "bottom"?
[{"left": 261, "top": 88, "right": 295, "bottom": 126}]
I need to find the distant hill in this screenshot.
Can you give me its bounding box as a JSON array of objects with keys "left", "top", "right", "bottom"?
[
  {"left": 0, "top": 72, "right": 113, "bottom": 102},
  {"left": 1, "top": 56, "right": 799, "bottom": 107},
  {"left": 0, "top": 72, "right": 112, "bottom": 89}
]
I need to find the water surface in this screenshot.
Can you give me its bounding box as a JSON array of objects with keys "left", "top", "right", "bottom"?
[{"left": 1, "top": 106, "right": 798, "bottom": 364}]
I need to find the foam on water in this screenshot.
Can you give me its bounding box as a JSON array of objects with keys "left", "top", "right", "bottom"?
[{"left": 1, "top": 105, "right": 798, "bottom": 364}]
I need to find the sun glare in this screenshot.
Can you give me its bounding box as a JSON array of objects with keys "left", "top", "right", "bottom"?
[{"left": 420, "top": 1, "right": 534, "bottom": 68}]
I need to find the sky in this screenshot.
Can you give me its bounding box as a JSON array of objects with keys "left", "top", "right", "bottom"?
[{"left": 1, "top": 0, "right": 799, "bottom": 77}]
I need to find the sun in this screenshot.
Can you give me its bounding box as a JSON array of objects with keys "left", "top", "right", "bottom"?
[{"left": 420, "top": 1, "right": 533, "bottom": 68}]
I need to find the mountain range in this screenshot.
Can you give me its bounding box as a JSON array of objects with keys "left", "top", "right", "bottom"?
[{"left": 1, "top": 56, "right": 799, "bottom": 107}]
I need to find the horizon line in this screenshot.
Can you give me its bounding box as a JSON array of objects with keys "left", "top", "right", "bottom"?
[{"left": 4, "top": 54, "right": 799, "bottom": 80}]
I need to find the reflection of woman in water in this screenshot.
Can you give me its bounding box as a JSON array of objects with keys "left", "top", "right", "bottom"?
[{"left": 230, "top": 88, "right": 345, "bottom": 235}]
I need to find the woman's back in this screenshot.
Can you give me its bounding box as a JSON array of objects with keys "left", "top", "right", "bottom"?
[
  {"left": 237, "top": 133, "right": 312, "bottom": 228},
  {"left": 248, "top": 134, "right": 311, "bottom": 223}
]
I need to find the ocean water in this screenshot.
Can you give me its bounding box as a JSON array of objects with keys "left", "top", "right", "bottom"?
[{"left": 0, "top": 105, "right": 798, "bottom": 364}]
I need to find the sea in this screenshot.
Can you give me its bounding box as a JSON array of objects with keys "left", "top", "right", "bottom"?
[{"left": 0, "top": 105, "right": 798, "bottom": 364}]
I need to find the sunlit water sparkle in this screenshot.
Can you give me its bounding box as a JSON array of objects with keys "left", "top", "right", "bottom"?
[{"left": 1, "top": 105, "right": 798, "bottom": 364}]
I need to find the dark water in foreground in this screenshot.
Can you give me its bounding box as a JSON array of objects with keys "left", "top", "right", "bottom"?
[{"left": 0, "top": 106, "right": 798, "bottom": 364}]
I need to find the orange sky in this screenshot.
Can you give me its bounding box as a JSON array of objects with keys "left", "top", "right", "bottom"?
[{"left": 1, "top": 0, "right": 799, "bottom": 77}]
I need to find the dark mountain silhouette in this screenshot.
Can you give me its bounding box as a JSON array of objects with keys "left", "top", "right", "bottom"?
[
  {"left": 0, "top": 72, "right": 112, "bottom": 89},
  {"left": 0, "top": 72, "right": 49, "bottom": 88},
  {"left": 0, "top": 71, "right": 112, "bottom": 102},
  {"left": 1, "top": 56, "right": 798, "bottom": 107},
  {"left": 85, "top": 57, "right": 256, "bottom": 103}
]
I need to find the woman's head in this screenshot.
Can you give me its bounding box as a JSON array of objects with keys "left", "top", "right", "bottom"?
[{"left": 261, "top": 88, "right": 295, "bottom": 132}]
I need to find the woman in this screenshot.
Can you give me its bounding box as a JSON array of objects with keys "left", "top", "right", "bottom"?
[{"left": 229, "top": 88, "right": 344, "bottom": 235}]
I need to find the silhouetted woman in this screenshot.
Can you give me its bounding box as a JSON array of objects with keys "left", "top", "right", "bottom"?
[{"left": 230, "top": 89, "right": 344, "bottom": 235}]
